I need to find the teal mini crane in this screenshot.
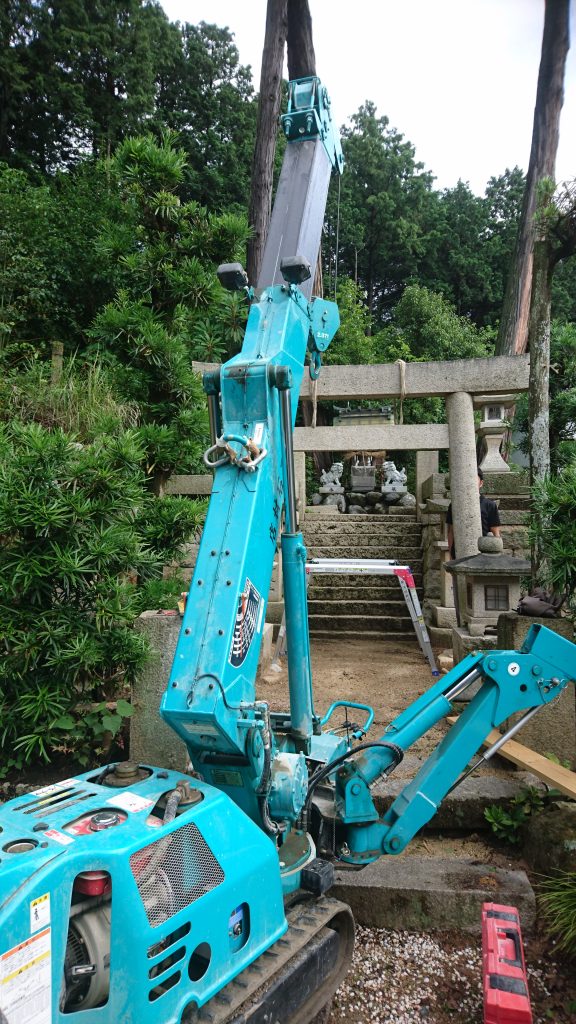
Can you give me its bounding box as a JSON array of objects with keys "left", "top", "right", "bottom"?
[{"left": 0, "top": 72, "right": 574, "bottom": 1024}]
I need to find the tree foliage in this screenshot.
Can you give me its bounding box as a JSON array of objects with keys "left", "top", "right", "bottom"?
[
  {"left": 0, "top": 419, "right": 203, "bottom": 770},
  {"left": 87, "top": 131, "right": 251, "bottom": 485}
]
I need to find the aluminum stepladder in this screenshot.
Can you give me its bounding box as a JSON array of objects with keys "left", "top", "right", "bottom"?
[{"left": 272, "top": 557, "right": 438, "bottom": 676}]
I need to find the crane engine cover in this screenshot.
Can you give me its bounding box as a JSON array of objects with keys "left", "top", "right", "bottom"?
[{"left": 0, "top": 766, "right": 286, "bottom": 1024}]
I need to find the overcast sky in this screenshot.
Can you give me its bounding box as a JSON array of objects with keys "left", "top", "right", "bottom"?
[{"left": 160, "top": 0, "right": 575, "bottom": 196}]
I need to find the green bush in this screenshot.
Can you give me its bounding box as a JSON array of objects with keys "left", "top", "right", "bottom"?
[
  {"left": 538, "top": 872, "right": 576, "bottom": 957},
  {"left": 0, "top": 421, "right": 202, "bottom": 771},
  {"left": 530, "top": 461, "right": 576, "bottom": 615}
]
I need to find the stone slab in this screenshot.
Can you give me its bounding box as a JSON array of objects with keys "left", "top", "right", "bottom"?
[
  {"left": 452, "top": 627, "right": 497, "bottom": 666},
  {"left": 165, "top": 474, "right": 212, "bottom": 496},
  {"left": 193, "top": 356, "right": 530, "bottom": 401},
  {"left": 370, "top": 774, "right": 546, "bottom": 832},
  {"left": 497, "top": 613, "right": 576, "bottom": 767},
  {"left": 132, "top": 611, "right": 188, "bottom": 771},
  {"left": 332, "top": 857, "right": 535, "bottom": 934},
  {"left": 294, "top": 424, "right": 449, "bottom": 452},
  {"left": 421, "top": 474, "right": 447, "bottom": 500},
  {"left": 482, "top": 474, "right": 530, "bottom": 495}
]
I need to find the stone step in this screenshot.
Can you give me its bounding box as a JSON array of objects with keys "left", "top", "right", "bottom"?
[
  {"left": 308, "top": 614, "right": 415, "bottom": 632},
  {"left": 306, "top": 508, "right": 417, "bottom": 520},
  {"left": 308, "top": 599, "right": 413, "bottom": 616},
  {"left": 310, "top": 629, "right": 415, "bottom": 640},
  {"left": 308, "top": 583, "right": 423, "bottom": 600},
  {"left": 497, "top": 495, "right": 531, "bottom": 510},
  {"left": 332, "top": 857, "right": 535, "bottom": 934},
  {"left": 303, "top": 524, "right": 422, "bottom": 539},
  {"left": 303, "top": 535, "right": 422, "bottom": 551},
  {"left": 306, "top": 545, "right": 423, "bottom": 562}
]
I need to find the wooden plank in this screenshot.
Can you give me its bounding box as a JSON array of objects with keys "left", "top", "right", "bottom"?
[
  {"left": 193, "top": 355, "right": 530, "bottom": 400},
  {"left": 447, "top": 716, "right": 576, "bottom": 800},
  {"left": 294, "top": 423, "right": 449, "bottom": 452}
]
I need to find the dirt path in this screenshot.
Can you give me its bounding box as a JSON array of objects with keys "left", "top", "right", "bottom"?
[{"left": 259, "top": 637, "right": 445, "bottom": 759}]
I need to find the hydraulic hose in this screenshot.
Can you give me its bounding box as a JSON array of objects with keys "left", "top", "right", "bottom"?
[{"left": 302, "top": 740, "right": 404, "bottom": 826}]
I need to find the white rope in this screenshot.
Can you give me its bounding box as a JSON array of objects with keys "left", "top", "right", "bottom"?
[{"left": 395, "top": 358, "right": 407, "bottom": 424}]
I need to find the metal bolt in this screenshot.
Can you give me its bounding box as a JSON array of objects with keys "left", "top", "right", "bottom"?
[
  {"left": 226, "top": 580, "right": 232, "bottom": 586},
  {"left": 532, "top": 665, "right": 542, "bottom": 675},
  {"left": 197, "top": 580, "right": 203, "bottom": 586},
  {"left": 218, "top": 629, "right": 224, "bottom": 636},
  {"left": 211, "top": 550, "right": 216, "bottom": 556},
  {"left": 184, "top": 628, "right": 191, "bottom": 635},
  {"left": 389, "top": 837, "right": 400, "bottom": 851},
  {"left": 351, "top": 783, "right": 361, "bottom": 795}
]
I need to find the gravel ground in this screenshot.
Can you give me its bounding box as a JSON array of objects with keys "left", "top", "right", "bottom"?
[{"left": 328, "top": 925, "right": 576, "bottom": 1024}]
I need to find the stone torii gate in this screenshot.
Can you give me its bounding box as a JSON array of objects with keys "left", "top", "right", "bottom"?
[
  {"left": 292, "top": 354, "right": 529, "bottom": 560},
  {"left": 192, "top": 354, "right": 529, "bottom": 561}
]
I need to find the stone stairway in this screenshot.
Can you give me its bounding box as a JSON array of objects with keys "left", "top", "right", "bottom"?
[{"left": 302, "top": 507, "right": 424, "bottom": 640}]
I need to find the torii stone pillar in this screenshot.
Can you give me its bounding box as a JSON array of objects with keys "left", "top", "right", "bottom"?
[{"left": 446, "top": 391, "right": 482, "bottom": 558}]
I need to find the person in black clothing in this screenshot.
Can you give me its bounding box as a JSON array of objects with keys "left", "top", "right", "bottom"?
[{"left": 446, "top": 467, "right": 501, "bottom": 559}]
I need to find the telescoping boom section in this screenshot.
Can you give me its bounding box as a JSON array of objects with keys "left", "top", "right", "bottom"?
[{"left": 161, "top": 76, "right": 344, "bottom": 834}]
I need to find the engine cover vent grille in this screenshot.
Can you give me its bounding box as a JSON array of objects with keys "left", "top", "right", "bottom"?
[{"left": 130, "top": 822, "right": 225, "bottom": 928}]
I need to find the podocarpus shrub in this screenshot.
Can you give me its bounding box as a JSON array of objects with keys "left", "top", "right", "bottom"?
[
  {"left": 0, "top": 422, "right": 203, "bottom": 772},
  {"left": 529, "top": 460, "right": 576, "bottom": 616}
]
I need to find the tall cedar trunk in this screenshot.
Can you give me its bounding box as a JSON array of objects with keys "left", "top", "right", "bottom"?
[
  {"left": 286, "top": 0, "right": 316, "bottom": 78},
  {"left": 246, "top": 0, "right": 288, "bottom": 284},
  {"left": 528, "top": 235, "right": 553, "bottom": 579},
  {"left": 286, "top": 2, "right": 332, "bottom": 478},
  {"left": 496, "top": 0, "right": 569, "bottom": 356}
]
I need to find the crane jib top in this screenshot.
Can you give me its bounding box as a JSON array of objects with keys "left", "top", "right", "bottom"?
[{"left": 258, "top": 77, "right": 344, "bottom": 299}]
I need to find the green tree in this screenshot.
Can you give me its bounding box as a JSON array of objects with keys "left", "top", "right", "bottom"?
[
  {"left": 514, "top": 320, "right": 576, "bottom": 471},
  {"left": 2, "top": 1, "right": 179, "bottom": 174},
  {"left": 0, "top": 362, "right": 205, "bottom": 769},
  {"left": 156, "top": 21, "right": 257, "bottom": 210},
  {"left": 0, "top": 160, "right": 122, "bottom": 363},
  {"left": 88, "top": 131, "right": 250, "bottom": 489},
  {"left": 378, "top": 284, "right": 493, "bottom": 363},
  {"left": 325, "top": 102, "right": 435, "bottom": 322}
]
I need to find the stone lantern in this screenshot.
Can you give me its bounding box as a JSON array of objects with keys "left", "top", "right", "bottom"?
[
  {"left": 444, "top": 535, "right": 531, "bottom": 637},
  {"left": 474, "top": 393, "right": 514, "bottom": 474}
]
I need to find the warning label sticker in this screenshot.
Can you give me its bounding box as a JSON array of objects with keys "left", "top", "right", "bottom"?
[
  {"left": 29, "top": 894, "right": 50, "bottom": 934},
  {"left": 106, "top": 791, "right": 153, "bottom": 814},
  {"left": 229, "top": 578, "right": 262, "bottom": 668},
  {"left": 0, "top": 928, "right": 51, "bottom": 1024}
]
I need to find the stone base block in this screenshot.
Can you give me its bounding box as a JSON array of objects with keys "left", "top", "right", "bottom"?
[
  {"left": 257, "top": 622, "right": 274, "bottom": 675},
  {"left": 452, "top": 627, "right": 497, "bottom": 666},
  {"left": 433, "top": 605, "right": 458, "bottom": 628},
  {"left": 266, "top": 600, "right": 284, "bottom": 625},
  {"left": 428, "top": 625, "right": 453, "bottom": 646},
  {"left": 132, "top": 611, "right": 188, "bottom": 771},
  {"left": 332, "top": 857, "right": 535, "bottom": 934},
  {"left": 497, "top": 613, "right": 576, "bottom": 767}
]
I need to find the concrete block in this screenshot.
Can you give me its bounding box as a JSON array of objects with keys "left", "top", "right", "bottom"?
[
  {"left": 482, "top": 473, "right": 530, "bottom": 495},
  {"left": 257, "top": 622, "right": 274, "bottom": 675},
  {"left": 332, "top": 857, "right": 535, "bottom": 934},
  {"left": 421, "top": 473, "right": 446, "bottom": 501},
  {"left": 497, "top": 613, "right": 576, "bottom": 767},
  {"left": 452, "top": 626, "right": 497, "bottom": 665},
  {"left": 371, "top": 775, "right": 546, "bottom": 833},
  {"left": 132, "top": 611, "right": 188, "bottom": 770},
  {"left": 434, "top": 605, "right": 458, "bottom": 628}
]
